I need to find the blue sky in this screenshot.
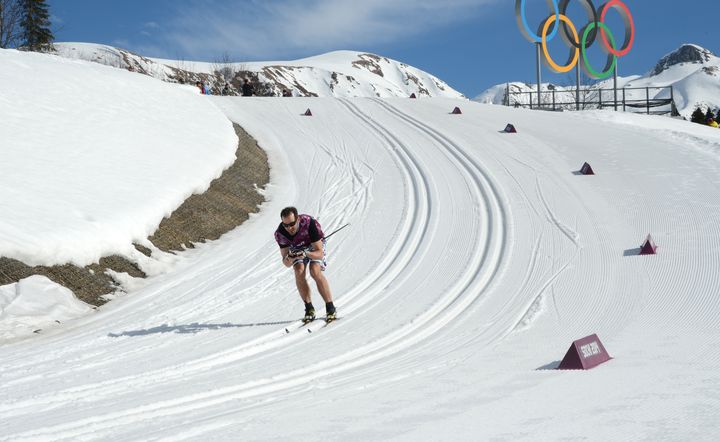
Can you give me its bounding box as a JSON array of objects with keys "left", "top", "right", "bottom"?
[{"left": 49, "top": 0, "right": 718, "bottom": 97}]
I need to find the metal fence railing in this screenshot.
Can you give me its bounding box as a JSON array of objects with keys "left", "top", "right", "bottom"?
[{"left": 504, "top": 85, "right": 678, "bottom": 116}]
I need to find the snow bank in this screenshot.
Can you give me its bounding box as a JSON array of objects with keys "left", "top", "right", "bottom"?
[
  {"left": 0, "top": 49, "right": 238, "bottom": 266},
  {"left": 0, "top": 276, "right": 94, "bottom": 340}
]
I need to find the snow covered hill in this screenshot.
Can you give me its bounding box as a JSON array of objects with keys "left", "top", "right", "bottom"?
[
  {"left": 0, "top": 48, "right": 237, "bottom": 268},
  {"left": 475, "top": 44, "right": 720, "bottom": 118},
  {"left": 54, "top": 42, "right": 464, "bottom": 99},
  {"left": 1, "top": 48, "right": 720, "bottom": 440}
]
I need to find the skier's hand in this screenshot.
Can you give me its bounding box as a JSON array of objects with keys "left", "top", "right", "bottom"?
[{"left": 288, "top": 249, "right": 305, "bottom": 259}]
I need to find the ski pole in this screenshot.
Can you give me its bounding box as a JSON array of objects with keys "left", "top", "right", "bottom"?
[
  {"left": 322, "top": 223, "right": 349, "bottom": 241},
  {"left": 291, "top": 223, "right": 349, "bottom": 254}
]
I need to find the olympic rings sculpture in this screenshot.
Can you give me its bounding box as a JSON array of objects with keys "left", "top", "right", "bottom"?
[{"left": 515, "top": 0, "right": 634, "bottom": 79}]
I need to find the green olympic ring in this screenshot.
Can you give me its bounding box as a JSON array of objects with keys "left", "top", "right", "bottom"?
[{"left": 582, "top": 21, "right": 616, "bottom": 78}]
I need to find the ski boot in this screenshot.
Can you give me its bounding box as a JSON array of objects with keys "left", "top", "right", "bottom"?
[
  {"left": 325, "top": 308, "right": 337, "bottom": 323},
  {"left": 303, "top": 308, "right": 316, "bottom": 324}
]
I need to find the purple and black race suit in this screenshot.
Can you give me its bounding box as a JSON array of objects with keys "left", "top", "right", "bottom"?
[{"left": 274, "top": 214, "right": 324, "bottom": 251}]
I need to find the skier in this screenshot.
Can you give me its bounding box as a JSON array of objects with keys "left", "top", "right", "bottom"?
[
  {"left": 274, "top": 206, "right": 336, "bottom": 323},
  {"left": 242, "top": 78, "right": 254, "bottom": 97}
]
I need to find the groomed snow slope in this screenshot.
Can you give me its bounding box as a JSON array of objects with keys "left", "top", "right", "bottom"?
[{"left": 1, "top": 97, "right": 720, "bottom": 441}]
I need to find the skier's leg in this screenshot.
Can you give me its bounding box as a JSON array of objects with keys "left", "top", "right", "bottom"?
[
  {"left": 309, "top": 262, "right": 333, "bottom": 304},
  {"left": 293, "top": 262, "right": 311, "bottom": 303}
]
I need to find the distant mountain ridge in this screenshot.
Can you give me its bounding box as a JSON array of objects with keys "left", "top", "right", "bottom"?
[
  {"left": 53, "top": 43, "right": 465, "bottom": 99},
  {"left": 650, "top": 44, "right": 713, "bottom": 76},
  {"left": 475, "top": 44, "right": 720, "bottom": 118}
]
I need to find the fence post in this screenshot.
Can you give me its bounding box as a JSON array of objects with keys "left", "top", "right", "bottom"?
[
  {"left": 613, "top": 63, "right": 619, "bottom": 111},
  {"left": 670, "top": 86, "right": 675, "bottom": 114},
  {"left": 646, "top": 87, "right": 650, "bottom": 115},
  {"left": 599, "top": 89, "right": 602, "bottom": 109},
  {"left": 536, "top": 43, "right": 542, "bottom": 109},
  {"left": 529, "top": 91, "right": 533, "bottom": 109},
  {"left": 552, "top": 89, "right": 556, "bottom": 111},
  {"left": 576, "top": 64, "right": 581, "bottom": 111},
  {"left": 622, "top": 88, "right": 626, "bottom": 112}
]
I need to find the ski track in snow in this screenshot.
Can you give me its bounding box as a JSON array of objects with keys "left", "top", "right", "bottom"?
[
  {"left": 0, "top": 98, "right": 509, "bottom": 441},
  {"left": 3, "top": 98, "right": 720, "bottom": 440}
]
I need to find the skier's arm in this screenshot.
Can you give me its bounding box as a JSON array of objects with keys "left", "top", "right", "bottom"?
[
  {"left": 279, "top": 247, "right": 294, "bottom": 268},
  {"left": 305, "top": 240, "right": 324, "bottom": 260}
]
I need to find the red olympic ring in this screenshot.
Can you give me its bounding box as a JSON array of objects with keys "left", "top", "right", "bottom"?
[{"left": 599, "top": 0, "right": 634, "bottom": 57}]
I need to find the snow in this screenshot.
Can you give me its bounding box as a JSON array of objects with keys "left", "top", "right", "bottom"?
[
  {"left": 0, "top": 48, "right": 238, "bottom": 267},
  {"left": 0, "top": 276, "right": 95, "bottom": 341},
  {"left": 1, "top": 49, "right": 720, "bottom": 441},
  {"left": 54, "top": 42, "right": 465, "bottom": 99}
]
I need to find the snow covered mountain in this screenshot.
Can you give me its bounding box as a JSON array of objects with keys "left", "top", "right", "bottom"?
[
  {"left": 53, "top": 42, "right": 464, "bottom": 99},
  {"left": 650, "top": 43, "right": 715, "bottom": 76},
  {"left": 475, "top": 44, "right": 720, "bottom": 118}
]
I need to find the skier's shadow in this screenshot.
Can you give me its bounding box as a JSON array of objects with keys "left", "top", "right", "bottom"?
[{"left": 108, "top": 320, "right": 295, "bottom": 337}]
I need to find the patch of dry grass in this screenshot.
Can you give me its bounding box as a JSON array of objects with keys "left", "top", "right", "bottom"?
[{"left": 0, "top": 123, "right": 269, "bottom": 305}]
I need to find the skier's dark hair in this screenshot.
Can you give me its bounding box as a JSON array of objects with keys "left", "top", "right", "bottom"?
[{"left": 280, "top": 206, "right": 298, "bottom": 219}]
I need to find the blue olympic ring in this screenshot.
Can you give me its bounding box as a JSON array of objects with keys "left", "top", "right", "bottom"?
[{"left": 516, "top": 0, "right": 560, "bottom": 43}]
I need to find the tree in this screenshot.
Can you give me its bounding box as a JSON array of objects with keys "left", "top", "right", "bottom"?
[
  {"left": 171, "top": 55, "right": 191, "bottom": 84},
  {"left": 705, "top": 107, "right": 716, "bottom": 123},
  {"left": 690, "top": 106, "right": 706, "bottom": 124},
  {"left": 20, "top": 0, "right": 53, "bottom": 52},
  {"left": 213, "top": 51, "right": 235, "bottom": 85},
  {"left": 562, "top": 69, "right": 600, "bottom": 110},
  {"left": 0, "top": 0, "right": 22, "bottom": 48}
]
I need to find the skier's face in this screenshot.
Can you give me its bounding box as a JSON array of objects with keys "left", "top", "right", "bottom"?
[{"left": 282, "top": 214, "right": 299, "bottom": 234}]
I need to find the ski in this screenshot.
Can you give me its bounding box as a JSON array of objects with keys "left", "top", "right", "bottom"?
[
  {"left": 284, "top": 316, "right": 340, "bottom": 334},
  {"left": 284, "top": 317, "right": 313, "bottom": 334},
  {"left": 312, "top": 316, "right": 340, "bottom": 332}
]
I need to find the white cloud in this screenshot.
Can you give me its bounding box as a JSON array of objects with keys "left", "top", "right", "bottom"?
[
  {"left": 112, "top": 39, "right": 131, "bottom": 50},
  {"left": 139, "top": 22, "right": 161, "bottom": 41},
  {"left": 156, "top": 0, "right": 500, "bottom": 60}
]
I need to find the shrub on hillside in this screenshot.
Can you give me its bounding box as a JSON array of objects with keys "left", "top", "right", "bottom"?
[
  {"left": 705, "top": 108, "right": 716, "bottom": 123},
  {"left": 691, "top": 106, "right": 706, "bottom": 124}
]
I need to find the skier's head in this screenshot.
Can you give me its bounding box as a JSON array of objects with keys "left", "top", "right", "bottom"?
[{"left": 281, "top": 206, "right": 299, "bottom": 234}]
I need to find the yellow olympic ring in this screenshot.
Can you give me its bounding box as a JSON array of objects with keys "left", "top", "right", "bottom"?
[{"left": 541, "top": 14, "right": 579, "bottom": 73}]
